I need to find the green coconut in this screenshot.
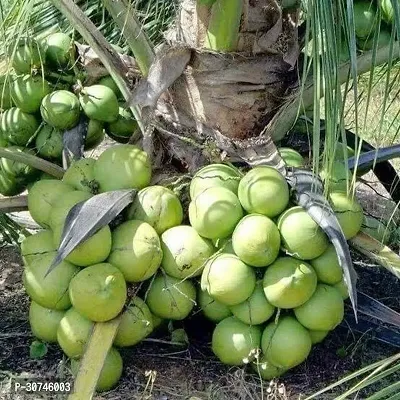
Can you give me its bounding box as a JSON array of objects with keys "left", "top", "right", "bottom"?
[
  {"left": 309, "top": 329, "right": 329, "bottom": 344},
  {"left": 21, "top": 230, "right": 56, "bottom": 266},
  {"left": 310, "top": 245, "right": 343, "bottom": 285},
  {"left": 189, "top": 163, "right": 242, "bottom": 200},
  {"left": 380, "top": 0, "right": 398, "bottom": 23},
  {"left": 127, "top": 186, "right": 183, "bottom": 235},
  {"left": 57, "top": 307, "right": 94, "bottom": 358},
  {"left": 353, "top": 1, "right": 377, "bottom": 38},
  {"left": 62, "top": 158, "right": 99, "bottom": 194},
  {"left": 198, "top": 288, "right": 232, "bottom": 323},
  {"left": 160, "top": 225, "right": 214, "bottom": 279},
  {"left": 84, "top": 120, "right": 105, "bottom": 150},
  {"left": 361, "top": 215, "right": 393, "bottom": 244},
  {"left": 23, "top": 252, "right": 79, "bottom": 310},
  {"left": 0, "top": 74, "right": 14, "bottom": 110},
  {"left": 8, "top": 39, "right": 43, "bottom": 74},
  {"left": 29, "top": 301, "right": 65, "bottom": 343},
  {"left": 0, "top": 107, "right": 39, "bottom": 146},
  {"left": 114, "top": 297, "right": 154, "bottom": 347},
  {"left": 252, "top": 356, "right": 287, "bottom": 380},
  {"left": 11, "top": 75, "right": 51, "bottom": 113},
  {"left": 294, "top": 284, "right": 345, "bottom": 331},
  {"left": 0, "top": 167, "right": 25, "bottom": 196},
  {"left": 334, "top": 142, "right": 355, "bottom": 160},
  {"left": 40, "top": 90, "right": 80, "bottom": 130},
  {"left": 279, "top": 147, "right": 304, "bottom": 167},
  {"left": 69, "top": 263, "right": 127, "bottom": 322},
  {"left": 189, "top": 187, "right": 243, "bottom": 239},
  {"left": 334, "top": 278, "right": 350, "bottom": 300},
  {"left": 238, "top": 166, "right": 289, "bottom": 218},
  {"left": 358, "top": 29, "right": 392, "bottom": 51},
  {"left": 27, "top": 179, "right": 74, "bottom": 228},
  {"left": 79, "top": 85, "right": 119, "bottom": 122},
  {"left": 106, "top": 106, "right": 138, "bottom": 139},
  {"left": 146, "top": 273, "right": 196, "bottom": 320},
  {"left": 277, "top": 206, "right": 329, "bottom": 260},
  {"left": 71, "top": 347, "right": 123, "bottom": 392},
  {"left": 230, "top": 280, "right": 275, "bottom": 325},
  {"left": 35, "top": 124, "right": 63, "bottom": 160},
  {"left": 108, "top": 220, "right": 163, "bottom": 282},
  {"left": 330, "top": 191, "right": 364, "bottom": 239},
  {"left": 232, "top": 214, "right": 280, "bottom": 267},
  {"left": 98, "top": 76, "right": 121, "bottom": 98},
  {"left": 94, "top": 144, "right": 152, "bottom": 192},
  {"left": 45, "top": 32, "right": 75, "bottom": 67},
  {"left": 261, "top": 316, "right": 312, "bottom": 369},
  {"left": 201, "top": 254, "right": 256, "bottom": 306},
  {"left": 212, "top": 316, "right": 262, "bottom": 366},
  {"left": 263, "top": 257, "right": 317, "bottom": 309},
  {"left": 320, "top": 161, "right": 353, "bottom": 191}
]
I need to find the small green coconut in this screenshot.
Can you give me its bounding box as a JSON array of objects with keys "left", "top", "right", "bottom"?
[
  {"left": 198, "top": 288, "right": 232, "bottom": 323},
  {"left": 232, "top": 214, "right": 280, "bottom": 267},
  {"left": 330, "top": 191, "right": 364, "bottom": 239},
  {"left": 23, "top": 252, "right": 79, "bottom": 310},
  {"left": 261, "top": 316, "right": 312, "bottom": 369},
  {"left": 294, "top": 284, "right": 345, "bottom": 331},
  {"left": 114, "top": 297, "right": 154, "bottom": 347},
  {"left": 62, "top": 158, "right": 99, "bottom": 194},
  {"left": 84, "top": 120, "right": 105, "bottom": 150},
  {"left": 127, "top": 186, "right": 184, "bottom": 235},
  {"left": 11, "top": 75, "right": 51, "bottom": 113},
  {"left": 40, "top": 90, "right": 80, "bottom": 130},
  {"left": 29, "top": 301, "right": 65, "bottom": 343},
  {"left": 189, "top": 187, "right": 243, "bottom": 239},
  {"left": 230, "top": 280, "right": 275, "bottom": 325},
  {"left": 35, "top": 124, "right": 63, "bottom": 160},
  {"left": 212, "top": 316, "right": 262, "bottom": 366},
  {"left": 79, "top": 85, "right": 119, "bottom": 122},
  {"left": 108, "top": 220, "right": 163, "bottom": 282},
  {"left": 8, "top": 38, "right": 43, "bottom": 74},
  {"left": 190, "top": 163, "right": 242, "bottom": 200},
  {"left": 278, "top": 206, "right": 329, "bottom": 260},
  {"left": 99, "top": 76, "right": 121, "bottom": 98},
  {"left": 0, "top": 167, "right": 25, "bottom": 196},
  {"left": 146, "top": 273, "right": 196, "bottom": 320},
  {"left": 263, "top": 257, "right": 317, "bottom": 309},
  {"left": 106, "top": 106, "right": 138, "bottom": 139},
  {"left": 252, "top": 356, "right": 287, "bottom": 380},
  {"left": 238, "top": 166, "right": 290, "bottom": 218},
  {"left": 71, "top": 347, "right": 123, "bottom": 392},
  {"left": 0, "top": 107, "right": 39, "bottom": 146},
  {"left": 201, "top": 254, "right": 256, "bottom": 306},
  {"left": 309, "top": 329, "right": 329, "bottom": 344},
  {"left": 279, "top": 147, "right": 304, "bottom": 167},
  {"left": 93, "top": 144, "right": 152, "bottom": 192},
  {"left": 0, "top": 74, "right": 14, "bottom": 110},
  {"left": 45, "top": 32, "right": 75, "bottom": 67},
  {"left": 57, "top": 307, "right": 94, "bottom": 358},
  {"left": 353, "top": 1, "right": 377, "bottom": 38},
  {"left": 69, "top": 263, "right": 127, "bottom": 322},
  {"left": 334, "top": 278, "right": 349, "bottom": 300},
  {"left": 160, "top": 225, "right": 215, "bottom": 279},
  {"left": 21, "top": 229, "right": 56, "bottom": 266},
  {"left": 310, "top": 245, "right": 343, "bottom": 285}
]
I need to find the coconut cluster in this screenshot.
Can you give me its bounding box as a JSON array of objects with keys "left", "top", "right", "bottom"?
[{"left": 0, "top": 33, "right": 138, "bottom": 197}]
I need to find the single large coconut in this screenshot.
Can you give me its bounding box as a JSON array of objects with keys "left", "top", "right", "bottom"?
[
  {"left": 11, "top": 75, "right": 51, "bottom": 113},
  {"left": 238, "top": 166, "right": 289, "bottom": 218},
  {"left": 57, "top": 307, "right": 94, "bottom": 358},
  {"left": 45, "top": 32, "right": 75, "bottom": 67},
  {"left": 353, "top": 1, "right": 377, "bottom": 38},
  {"left": 71, "top": 347, "right": 123, "bottom": 392},
  {"left": 261, "top": 316, "right": 312, "bottom": 369},
  {"left": 93, "top": 144, "right": 152, "bottom": 192},
  {"left": 232, "top": 214, "right": 280, "bottom": 267},
  {"left": 62, "top": 158, "right": 99, "bottom": 194},
  {"left": 114, "top": 297, "right": 154, "bottom": 347},
  {"left": 40, "top": 90, "right": 80, "bottom": 130},
  {"left": 108, "top": 220, "right": 163, "bottom": 282},
  {"left": 294, "top": 284, "right": 344, "bottom": 331},
  {"left": 189, "top": 164, "right": 242, "bottom": 200},
  {"left": 84, "top": 120, "right": 105, "bottom": 150},
  {"left": 309, "top": 330, "right": 329, "bottom": 344},
  {"left": 198, "top": 288, "right": 232, "bottom": 323},
  {"left": 160, "top": 225, "right": 214, "bottom": 279},
  {"left": 334, "top": 278, "right": 350, "bottom": 300},
  {"left": 0, "top": 167, "right": 25, "bottom": 196},
  {"left": 277, "top": 206, "right": 329, "bottom": 260},
  {"left": 310, "top": 245, "right": 343, "bottom": 285},
  {"left": 0, "top": 107, "right": 39, "bottom": 146},
  {"left": 8, "top": 39, "right": 43, "bottom": 74},
  {"left": 146, "top": 273, "right": 196, "bottom": 320},
  {"left": 69, "top": 263, "right": 127, "bottom": 322},
  {"left": 29, "top": 301, "right": 66, "bottom": 343},
  {"left": 27, "top": 179, "right": 74, "bottom": 228},
  {"left": 35, "top": 124, "right": 63, "bottom": 160},
  {"left": 201, "top": 254, "right": 256, "bottom": 306},
  {"left": 127, "top": 186, "right": 184, "bottom": 235},
  {"left": 252, "top": 355, "right": 287, "bottom": 380},
  {"left": 230, "top": 280, "right": 275, "bottom": 325},
  {"left": 106, "top": 105, "right": 138, "bottom": 139},
  {"left": 279, "top": 147, "right": 304, "bottom": 167},
  {"left": 0, "top": 74, "right": 14, "bottom": 110},
  {"left": 189, "top": 187, "right": 243, "bottom": 239},
  {"left": 263, "top": 257, "right": 317, "bottom": 309},
  {"left": 330, "top": 191, "right": 364, "bottom": 239},
  {"left": 21, "top": 229, "right": 56, "bottom": 266},
  {"left": 23, "top": 252, "right": 79, "bottom": 310},
  {"left": 79, "top": 85, "right": 119, "bottom": 122},
  {"left": 212, "top": 316, "right": 262, "bottom": 366}
]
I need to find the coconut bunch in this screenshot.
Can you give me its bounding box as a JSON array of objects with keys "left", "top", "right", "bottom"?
[{"left": 0, "top": 32, "right": 138, "bottom": 198}]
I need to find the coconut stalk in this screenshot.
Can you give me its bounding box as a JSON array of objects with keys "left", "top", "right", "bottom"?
[{"left": 0, "top": 196, "right": 28, "bottom": 213}]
